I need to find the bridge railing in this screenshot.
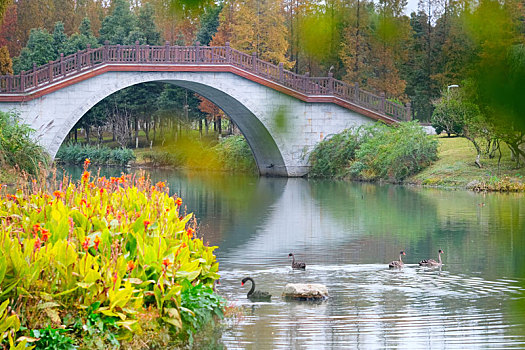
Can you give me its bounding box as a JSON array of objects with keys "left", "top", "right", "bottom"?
[{"left": 0, "top": 42, "right": 411, "bottom": 121}]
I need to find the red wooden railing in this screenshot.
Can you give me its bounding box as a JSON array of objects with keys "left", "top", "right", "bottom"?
[{"left": 0, "top": 42, "right": 411, "bottom": 121}]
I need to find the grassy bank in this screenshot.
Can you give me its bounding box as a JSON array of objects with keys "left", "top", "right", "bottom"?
[{"left": 406, "top": 136, "right": 525, "bottom": 190}]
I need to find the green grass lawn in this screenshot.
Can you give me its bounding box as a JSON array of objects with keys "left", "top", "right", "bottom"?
[{"left": 408, "top": 136, "right": 525, "bottom": 188}]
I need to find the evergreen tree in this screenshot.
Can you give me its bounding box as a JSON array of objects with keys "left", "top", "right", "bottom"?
[
  {"left": 137, "top": 3, "right": 161, "bottom": 45},
  {"left": 65, "top": 17, "right": 99, "bottom": 55},
  {"left": 98, "top": 0, "right": 138, "bottom": 45},
  {"left": 196, "top": 4, "right": 223, "bottom": 45},
  {"left": 52, "top": 22, "right": 68, "bottom": 55},
  {"left": 13, "top": 28, "right": 55, "bottom": 73}
]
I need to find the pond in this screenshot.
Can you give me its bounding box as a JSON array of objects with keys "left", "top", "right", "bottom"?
[{"left": 64, "top": 167, "right": 525, "bottom": 349}]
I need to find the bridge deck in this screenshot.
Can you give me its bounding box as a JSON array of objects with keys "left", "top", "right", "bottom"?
[{"left": 0, "top": 43, "right": 411, "bottom": 123}]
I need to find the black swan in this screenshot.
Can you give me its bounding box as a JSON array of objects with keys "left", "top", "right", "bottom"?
[
  {"left": 289, "top": 253, "right": 306, "bottom": 270},
  {"left": 389, "top": 251, "right": 406, "bottom": 268},
  {"left": 419, "top": 249, "right": 444, "bottom": 267},
  {"left": 241, "top": 277, "right": 271, "bottom": 301}
]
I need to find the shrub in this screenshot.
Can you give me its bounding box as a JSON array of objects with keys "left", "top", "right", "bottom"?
[
  {"left": 308, "top": 126, "right": 370, "bottom": 178},
  {"left": 56, "top": 143, "right": 135, "bottom": 166},
  {"left": 0, "top": 111, "right": 49, "bottom": 175},
  {"left": 0, "top": 164, "right": 221, "bottom": 347},
  {"left": 355, "top": 122, "right": 438, "bottom": 181},
  {"left": 213, "top": 135, "right": 257, "bottom": 173},
  {"left": 309, "top": 122, "right": 438, "bottom": 182},
  {"left": 142, "top": 150, "right": 186, "bottom": 167}
]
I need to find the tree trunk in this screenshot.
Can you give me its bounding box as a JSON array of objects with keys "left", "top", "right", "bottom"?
[
  {"left": 85, "top": 127, "right": 90, "bottom": 144},
  {"left": 74, "top": 128, "right": 78, "bottom": 143},
  {"left": 218, "top": 116, "right": 222, "bottom": 136},
  {"left": 205, "top": 118, "right": 209, "bottom": 135}
]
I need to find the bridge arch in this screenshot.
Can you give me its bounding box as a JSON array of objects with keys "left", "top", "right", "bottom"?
[{"left": 55, "top": 73, "right": 287, "bottom": 176}]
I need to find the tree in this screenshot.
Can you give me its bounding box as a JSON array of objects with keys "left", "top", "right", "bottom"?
[
  {"left": 215, "top": 0, "right": 292, "bottom": 67},
  {"left": 52, "top": 22, "right": 68, "bottom": 56},
  {"left": 0, "top": 4, "right": 20, "bottom": 56},
  {"left": 65, "top": 17, "right": 99, "bottom": 55},
  {"left": 0, "top": 0, "right": 12, "bottom": 23},
  {"left": 98, "top": 0, "right": 138, "bottom": 45},
  {"left": 13, "top": 28, "right": 55, "bottom": 73},
  {"left": 137, "top": 3, "right": 161, "bottom": 45},
  {"left": 0, "top": 46, "right": 13, "bottom": 75},
  {"left": 196, "top": 4, "right": 223, "bottom": 45},
  {"left": 431, "top": 90, "right": 464, "bottom": 136},
  {"left": 432, "top": 89, "right": 490, "bottom": 167}
]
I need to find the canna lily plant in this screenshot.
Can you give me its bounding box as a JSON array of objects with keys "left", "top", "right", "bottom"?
[{"left": 0, "top": 160, "right": 220, "bottom": 346}]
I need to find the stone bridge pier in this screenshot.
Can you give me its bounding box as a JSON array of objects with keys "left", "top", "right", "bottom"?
[{"left": 0, "top": 70, "right": 375, "bottom": 176}]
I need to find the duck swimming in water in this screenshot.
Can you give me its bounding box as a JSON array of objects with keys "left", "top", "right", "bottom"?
[
  {"left": 288, "top": 253, "right": 306, "bottom": 270},
  {"left": 389, "top": 251, "right": 406, "bottom": 268},
  {"left": 419, "top": 249, "right": 444, "bottom": 267}
]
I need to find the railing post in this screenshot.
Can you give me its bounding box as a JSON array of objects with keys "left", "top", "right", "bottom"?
[
  {"left": 328, "top": 72, "right": 334, "bottom": 94},
  {"left": 60, "top": 53, "right": 65, "bottom": 77},
  {"left": 48, "top": 60, "right": 53, "bottom": 83},
  {"left": 135, "top": 41, "right": 140, "bottom": 62},
  {"left": 86, "top": 44, "right": 91, "bottom": 66},
  {"left": 279, "top": 62, "right": 284, "bottom": 82},
  {"left": 405, "top": 102, "right": 412, "bottom": 121},
  {"left": 195, "top": 41, "right": 200, "bottom": 62},
  {"left": 380, "top": 92, "right": 385, "bottom": 113},
  {"left": 103, "top": 41, "right": 109, "bottom": 62},
  {"left": 33, "top": 63, "right": 37, "bottom": 88},
  {"left": 77, "top": 51, "right": 81, "bottom": 71},
  {"left": 252, "top": 52, "right": 257, "bottom": 72},
  {"left": 354, "top": 82, "right": 359, "bottom": 101},
  {"left": 20, "top": 71, "right": 25, "bottom": 91},
  {"left": 165, "top": 41, "right": 170, "bottom": 62},
  {"left": 116, "top": 44, "right": 121, "bottom": 62},
  {"left": 7, "top": 76, "right": 12, "bottom": 92},
  {"left": 303, "top": 72, "right": 309, "bottom": 93},
  {"left": 225, "top": 42, "right": 231, "bottom": 63}
]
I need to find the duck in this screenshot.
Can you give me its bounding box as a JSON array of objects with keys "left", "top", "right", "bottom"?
[
  {"left": 288, "top": 253, "right": 306, "bottom": 270},
  {"left": 419, "top": 249, "right": 444, "bottom": 267},
  {"left": 241, "top": 277, "right": 271, "bottom": 301},
  {"left": 389, "top": 251, "right": 406, "bottom": 268}
]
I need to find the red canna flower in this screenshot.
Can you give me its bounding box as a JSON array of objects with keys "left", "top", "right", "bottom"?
[
  {"left": 112, "top": 271, "right": 118, "bottom": 284},
  {"left": 144, "top": 220, "right": 151, "bottom": 230},
  {"left": 81, "top": 171, "right": 90, "bottom": 182},
  {"left": 156, "top": 181, "right": 166, "bottom": 189},
  {"left": 127, "top": 260, "right": 136, "bottom": 273},
  {"left": 32, "top": 223, "right": 41, "bottom": 237},
  {"left": 34, "top": 237, "right": 42, "bottom": 251},
  {"left": 93, "top": 236, "right": 101, "bottom": 251},
  {"left": 41, "top": 228, "right": 50, "bottom": 242},
  {"left": 80, "top": 199, "right": 87, "bottom": 206},
  {"left": 53, "top": 191, "right": 63, "bottom": 199},
  {"left": 175, "top": 197, "right": 182, "bottom": 206},
  {"left": 186, "top": 228, "right": 194, "bottom": 238},
  {"left": 181, "top": 243, "right": 187, "bottom": 248},
  {"left": 82, "top": 237, "right": 91, "bottom": 252},
  {"left": 162, "top": 258, "right": 171, "bottom": 268},
  {"left": 100, "top": 188, "right": 105, "bottom": 195},
  {"left": 84, "top": 158, "right": 91, "bottom": 168}
]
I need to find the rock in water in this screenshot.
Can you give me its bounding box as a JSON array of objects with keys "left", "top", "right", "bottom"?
[{"left": 282, "top": 283, "right": 329, "bottom": 300}]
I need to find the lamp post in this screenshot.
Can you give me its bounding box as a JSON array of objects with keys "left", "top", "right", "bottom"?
[{"left": 447, "top": 84, "right": 459, "bottom": 93}]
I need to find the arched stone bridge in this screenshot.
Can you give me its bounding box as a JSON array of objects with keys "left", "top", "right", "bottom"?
[{"left": 0, "top": 43, "right": 411, "bottom": 176}]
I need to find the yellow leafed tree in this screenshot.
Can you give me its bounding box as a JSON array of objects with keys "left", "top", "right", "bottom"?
[{"left": 213, "top": 0, "right": 293, "bottom": 68}]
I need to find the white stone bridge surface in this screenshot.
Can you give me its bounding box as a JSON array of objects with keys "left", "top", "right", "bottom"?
[{"left": 0, "top": 43, "right": 411, "bottom": 176}]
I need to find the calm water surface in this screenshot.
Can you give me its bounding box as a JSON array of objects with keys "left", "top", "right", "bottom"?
[{"left": 66, "top": 167, "right": 525, "bottom": 349}]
